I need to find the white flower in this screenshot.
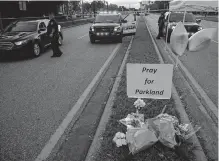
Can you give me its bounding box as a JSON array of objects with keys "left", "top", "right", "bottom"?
[
  {"left": 113, "top": 132, "right": 127, "bottom": 147},
  {"left": 134, "top": 98, "right": 146, "bottom": 108}
]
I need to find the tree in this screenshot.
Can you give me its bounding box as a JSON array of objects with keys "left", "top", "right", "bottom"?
[
  {"left": 91, "top": 1, "right": 105, "bottom": 12},
  {"left": 108, "top": 4, "right": 118, "bottom": 11},
  {"left": 154, "top": 1, "right": 169, "bottom": 10},
  {"left": 118, "top": 6, "right": 128, "bottom": 11},
  {"left": 83, "top": 2, "right": 91, "bottom": 12}
]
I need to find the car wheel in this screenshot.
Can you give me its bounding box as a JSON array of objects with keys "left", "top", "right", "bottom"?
[
  {"left": 90, "top": 37, "right": 95, "bottom": 44},
  {"left": 118, "top": 36, "right": 123, "bottom": 43},
  {"left": 58, "top": 35, "right": 63, "bottom": 46},
  {"left": 166, "top": 32, "right": 171, "bottom": 43},
  {"left": 32, "top": 42, "right": 41, "bottom": 57}
]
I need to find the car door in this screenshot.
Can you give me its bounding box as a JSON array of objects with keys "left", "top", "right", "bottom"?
[{"left": 38, "top": 22, "right": 50, "bottom": 47}]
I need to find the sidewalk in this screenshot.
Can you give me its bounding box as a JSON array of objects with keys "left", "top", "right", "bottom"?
[{"left": 85, "top": 16, "right": 206, "bottom": 161}]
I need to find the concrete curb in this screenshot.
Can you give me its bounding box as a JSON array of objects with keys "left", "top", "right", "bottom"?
[
  {"left": 84, "top": 36, "right": 134, "bottom": 161},
  {"left": 35, "top": 44, "right": 121, "bottom": 161},
  {"left": 144, "top": 16, "right": 208, "bottom": 161}
]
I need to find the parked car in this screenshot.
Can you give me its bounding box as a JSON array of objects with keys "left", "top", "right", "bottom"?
[
  {"left": 89, "top": 13, "right": 128, "bottom": 43},
  {"left": 0, "top": 19, "right": 63, "bottom": 57},
  {"left": 162, "top": 12, "right": 203, "bottom": 42}
]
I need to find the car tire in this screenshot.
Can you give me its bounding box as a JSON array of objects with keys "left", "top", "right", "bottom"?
[
  {"left": 118, "top": 36, "right": 123, "bottom": 43},
  {"left": 90, "top": 37, "right": 95, "bottom": 44},
  {"left": 32, "top": 42, "right": 41, "bottom": 57},
  {"left": 166, "top": 32, "right": 171, "bottom": 43}
]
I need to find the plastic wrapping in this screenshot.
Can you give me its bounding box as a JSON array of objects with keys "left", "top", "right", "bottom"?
[
  {"left": 115, "top": 111, "right": 201, "bottom": 154},
  {"left": 126, "top": 125, "right": 158, "bottom": 155},
  {"left": 119, "top": 113, "right": 144, "bottom": 129}
]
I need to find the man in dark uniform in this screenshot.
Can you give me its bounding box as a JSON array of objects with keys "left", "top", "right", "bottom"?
[
  {"left": 47, "top": 12, "right": 63, "bottom": 57},
  {"left": 156, "top": 12, "right": 165, "bottom": 39}
]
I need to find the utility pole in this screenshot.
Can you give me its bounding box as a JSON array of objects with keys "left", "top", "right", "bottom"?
[
  {"left": 0, "top": 12, "right": 3, "bottom": 32},
  {"left": 81, "top": 0, "right": 84, "bottom": 18}
]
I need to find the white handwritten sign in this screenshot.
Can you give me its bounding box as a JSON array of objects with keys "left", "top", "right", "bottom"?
[{"left": 127, "top": 63, "right": 173, "bottom": 99}]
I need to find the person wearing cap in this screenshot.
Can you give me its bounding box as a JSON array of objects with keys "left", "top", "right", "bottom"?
[
  {"left": 47, "top": 12, "right": 63, "bottom": 57},
  {"left": 156, "top": 12, "right": 165, "bottom": 39}
]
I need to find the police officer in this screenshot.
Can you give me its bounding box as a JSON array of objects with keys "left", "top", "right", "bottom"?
[
  {"left": 47, "top": 12, "right": 63, "bottom": 57},
  {"left": 156, "top": 12, "right": 165, "bottom": 39}
]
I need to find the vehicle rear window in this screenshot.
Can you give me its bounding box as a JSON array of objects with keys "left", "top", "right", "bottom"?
[
  {"left": 169, "top": 13, "right": 196, "bottom": 22},
  {"left": 5, "top": 21, "right": 38, "bottom": 32},
  {"left": 95, "top": 15, "right": 120, "bottom": 23}
]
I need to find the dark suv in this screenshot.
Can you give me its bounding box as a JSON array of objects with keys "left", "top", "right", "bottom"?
[
  {"left": 89, "top": 13, "right": 127, "bottom": 43},
  {"left": 162, "top": 12, "right": 202, "bottom": 42},
  {"left": 0, "top": 19, "right": 63, "bottom": 57}
]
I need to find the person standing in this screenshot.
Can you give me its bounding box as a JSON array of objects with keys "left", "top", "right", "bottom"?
[
  {"left": 47, "top": 12, "right": 63, "bottom": 57},
  {"left": 156, "top": 12, "right": 165, "bottom": 39}
]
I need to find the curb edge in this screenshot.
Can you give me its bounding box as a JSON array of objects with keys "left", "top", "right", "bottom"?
[
  {"left": 144, "top": 16, "right": 208, "bottom": 161},
  {"left": 84, "top": 36, "right": 134, "bottom": 161}
]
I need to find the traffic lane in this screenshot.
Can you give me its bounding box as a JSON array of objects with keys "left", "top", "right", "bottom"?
[
  {"left": 146, "top": 15, "right": 218, "bottom": 105},
  {"left": 200, "top": 20, "right": 218, "bottom": 42},
  {"left": 180, "top": 40, "right": 218, "bottom": 105},
  {"left": 0, "top": 24, "right": 119, "bottom": 161}
]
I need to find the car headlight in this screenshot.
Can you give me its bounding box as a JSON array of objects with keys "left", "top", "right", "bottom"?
[
  {"left": 198, "top": 26, "right": 203, "bottom": 31},
  {"left": 114, "top": 26, "right": 121, "bottom": 32},
  {"left": 90, "top": 26, "right": 94, "bottom": 32},
  {"left": 171, "top": 26, "right": 176, "bottom": 30},
  {"left": 14, "top": 40, "right": 28, "bottom": 46}
]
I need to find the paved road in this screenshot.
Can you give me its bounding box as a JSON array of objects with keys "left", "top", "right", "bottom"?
[
  {"left": 146, "top": 14, "right": 218, "bottom": 106},
  {"left": 0, "top": 15, "right": 134, "bottom": 161}
]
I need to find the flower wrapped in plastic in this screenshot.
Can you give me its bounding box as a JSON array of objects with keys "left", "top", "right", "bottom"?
[
  {"left": 126, "top": 124, "right": 158, "bottom": 155},
  {"left": 176, "top": 123, "right": 201, "bottom": 140},
  {"left": 119, "top": 113, "right": 144, "bottom": 129},
  {"left": 146, "top": 113, "right": 179, "bottom": 148},
  {"left": 113, "top": 132, "right": 127, "bottom": 147}
]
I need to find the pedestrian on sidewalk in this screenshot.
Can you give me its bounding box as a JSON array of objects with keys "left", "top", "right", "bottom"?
[
  {"left": 47, "top": 12, "right": 63, "bottom": 57},
  {"left": 156, "top": 12, "right": 165, "bottom": 39}
]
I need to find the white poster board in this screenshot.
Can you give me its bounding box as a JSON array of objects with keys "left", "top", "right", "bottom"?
[{"left": 127, "top": 63, "right": 173, "bottom": 99}]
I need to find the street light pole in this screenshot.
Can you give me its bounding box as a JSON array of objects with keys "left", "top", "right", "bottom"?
[{"left": 81, "top": 0, "right": 84, "bottom": 18}]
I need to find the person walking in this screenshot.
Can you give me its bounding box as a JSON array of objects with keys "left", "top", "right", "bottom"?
[
  {"left": 47, "top": 12, "right": 63, "bottom": 57},
  {"left": 156, "top": 12, "right": 165, "bottom": 39}
]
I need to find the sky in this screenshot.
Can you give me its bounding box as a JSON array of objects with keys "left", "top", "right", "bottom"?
[{"left": 108, "top": 0, "right": 141, "bottom": 8}]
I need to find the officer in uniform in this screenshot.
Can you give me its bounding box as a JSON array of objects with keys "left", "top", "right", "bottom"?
[
  {"left": 156, "top": 12, "right": 165, "bottom": 39},
  {"left": 47, "top": 12, "right": 63, "bottom": 57}
]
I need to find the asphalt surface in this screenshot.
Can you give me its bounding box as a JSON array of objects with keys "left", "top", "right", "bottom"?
[
  {"left": 146, "top": 14, "right": 218, "bottom": 106},
  {"left": 0, "top": 15, "right": 135, "bottom": 161}
]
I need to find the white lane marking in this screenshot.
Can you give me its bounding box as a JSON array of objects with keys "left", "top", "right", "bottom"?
[
  {"left": 212, "top": 40, "right": 218, "bottom": 44},
  {"left": 34, "top": 43, "right": 121, "bottom": 161},
  {"left": 77, "top": 34, "right": 89, "bottom": 39}
]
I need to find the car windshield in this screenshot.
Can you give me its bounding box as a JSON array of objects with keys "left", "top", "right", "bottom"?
[
  {"left": 5, "top": 21, "right": 38, "bottom": 32},
  {"left": 95, "top": 15, "right": 120, "bottom": 23},
  {"left": 169, "top": 13, "right": 196, "bottom": 22}
]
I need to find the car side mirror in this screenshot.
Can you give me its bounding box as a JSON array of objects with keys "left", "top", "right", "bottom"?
[
  {"left": 122, "top": 19, "right": 127, "bottom": 23},
  {"left": 196, "top": 19, "right": 201, "bottom": 24},
  {"left": 39, "top": 28, "right": 46, "bottom": 32}
]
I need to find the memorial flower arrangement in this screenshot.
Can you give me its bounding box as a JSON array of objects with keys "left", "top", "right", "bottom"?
[{"left": 113, "top": 98, "right": 201, "bottom": 156}]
